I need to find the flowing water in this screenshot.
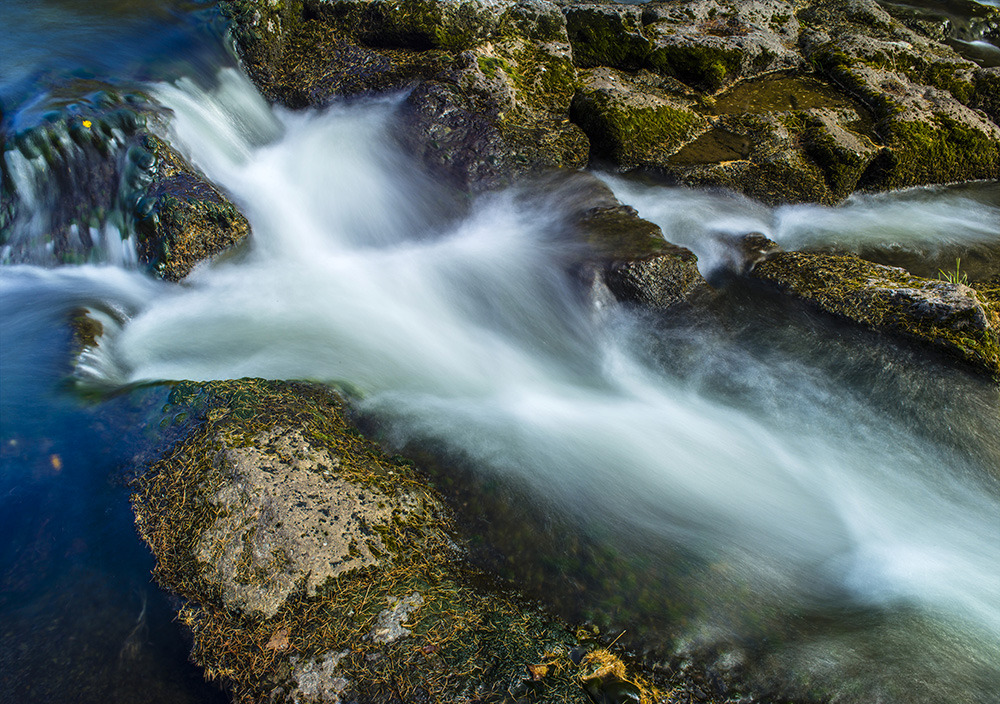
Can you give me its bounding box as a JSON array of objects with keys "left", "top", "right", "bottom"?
[{"left": 3, "top": 1, "right": 1000, "bottom": 703}]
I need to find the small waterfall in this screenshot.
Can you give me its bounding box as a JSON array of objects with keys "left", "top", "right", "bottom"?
[{"left": 1, "top": 90, "right": 158, "bottom": 268}]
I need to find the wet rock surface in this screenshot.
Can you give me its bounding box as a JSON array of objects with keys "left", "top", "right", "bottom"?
[
  {"left": 1, "top": 84, "right": 250, "bottom": 278},
  {"left": 132, "top": 379, "right": 700, "bottom": 703},
  {"left": 134, "top": 135, "right": 251, "bottom": 281},
  {"left": 191, "top": 425, "right": 402, "bottom": 618},
  {"left": 525, "top": 170, "right": 714, "bottom": 312},
  {"left": 751, "top": 248, "right": 1000, "bottom": 374}
]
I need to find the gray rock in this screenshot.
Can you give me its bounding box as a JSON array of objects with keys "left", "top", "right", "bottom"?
[
  {"left": 291, "top": 650, "right": 351, "bottom": 703},
  {"left": 369, "top": 593, "right": 424, "bottom": 644},
  {"left": 751, "top": 251, "right": 1000, "bottom": 373},
  {"left": 193, "top": 426, "right": 411, "bottom": 618}
]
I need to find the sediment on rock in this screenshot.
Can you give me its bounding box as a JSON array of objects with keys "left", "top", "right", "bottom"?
[{"left": 131, "top": 378, "right": 672, "bottom": 704}]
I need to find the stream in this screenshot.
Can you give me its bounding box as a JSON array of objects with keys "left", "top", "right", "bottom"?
[{"left": 3, "top": 1, "right": 1000, "bottom": 703}]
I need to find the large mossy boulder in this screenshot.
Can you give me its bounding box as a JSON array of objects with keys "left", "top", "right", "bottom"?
[
  {"left": 132, "top": 378, "right": 669, "bottom": 703},
  {"left": 225, "top": 0, "right": 589, "bottom": 191},
  {"left": 0, "top": 84, "right": 250, "bottom": 278},
  {"left": 571, "top": 67, "right": 708, "bottom": 169},
  {"left": 750, "top": 250, "right": 1000, "bottom": 375}
]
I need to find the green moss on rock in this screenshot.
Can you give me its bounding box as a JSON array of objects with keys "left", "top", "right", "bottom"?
[
  {"left": 564, "top": 5, "right": 650, "bottom": 70},
  {"left": 135, "top": 136, "right": 251, "bottom": 281},
  {"left": 132, "top": 379, "right": 665, "bottom": 703},
  {"left": 798, "top": 110, "right": 879, "bottom": 200},
  {"left": 971, "top": 68, "right": 1000, "bottom": 126},
  {"left": 865, "top": 115, "right": 1000, "bottom": 191},
  {"left": 571, "top": 73, "right": 706, "bottom": 170},
  {"left": 752, "top": 252, "right": 1000, "bottom": 374},
  {"left": 648, "top": 43, "right": 743, "bottom": 92}
]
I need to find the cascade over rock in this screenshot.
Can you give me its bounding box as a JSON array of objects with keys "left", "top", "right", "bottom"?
[{"left": 0, "top": 84, "right": 250, "bottom": 278}]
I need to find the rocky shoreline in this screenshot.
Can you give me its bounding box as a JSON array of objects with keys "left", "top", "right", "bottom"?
[{"left": 7, "top": 0, "right": 999, "bottom": 702}]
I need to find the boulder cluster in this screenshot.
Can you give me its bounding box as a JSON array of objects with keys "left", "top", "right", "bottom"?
[{"left": 227, "top": 0, "right": 1000, "bottom": 203}]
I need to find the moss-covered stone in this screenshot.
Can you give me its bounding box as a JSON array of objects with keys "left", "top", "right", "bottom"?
[
  {"left": 639, "top": 0, "right": 804, "bottom": 89},
  {"left": 134, "top": 136, "right": 251, "bottom": 281},
  {"left": 862, "top": 115, "right": 1000, "bottom": 191},
  {"left": 799, "top": 108, "right": 879, "bottom": 200},
  {"left": 647, "top": 42, "right": 743, "bottom": 92},
  {"left": 304, "top": 0, "right": 506, "bottom": 51},
  {"left": 392, "top": 5, "right": 588, "bottom": 191},
  {"left": 563, "top": 3, "right": 650, "bottom": 71},
  {"left": 971, "top": 67, "right": 1000, "bottom": 128},
  {"left": 751, "top": 252, "right": 1000, "bottom": 375},
  {"left": 222, "top": 0, "right": 1000, "bottom": 201},
  {"left": 132, "top": 379, "right": 668, "bottom": 703},
  {"left": 261, "top": 17, "right": 447, "bottom": 108},
  {"left": 571, "top": 67, "right": 707, "bottom": 169},
  {"left": 801, "top": 3, "right": 1000, "bottom": 192},
  {"left": 224, "top": 0, "right": 307, "bottom": 97}
]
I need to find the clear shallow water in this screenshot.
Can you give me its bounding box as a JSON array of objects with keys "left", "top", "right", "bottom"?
[
  {"left": 0, "top": 267, "right": 229, "bottom": 703},
  {"left": 3, "top": 3, "right": 1000, "bottom": 704}
]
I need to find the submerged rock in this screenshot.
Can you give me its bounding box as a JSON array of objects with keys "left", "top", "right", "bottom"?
[
  {"left": 751, "top": 250, "right": 1000, "bottom": 374},
  {"left": 132, "top": 379, "right": 672, "bottom": 703}
]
